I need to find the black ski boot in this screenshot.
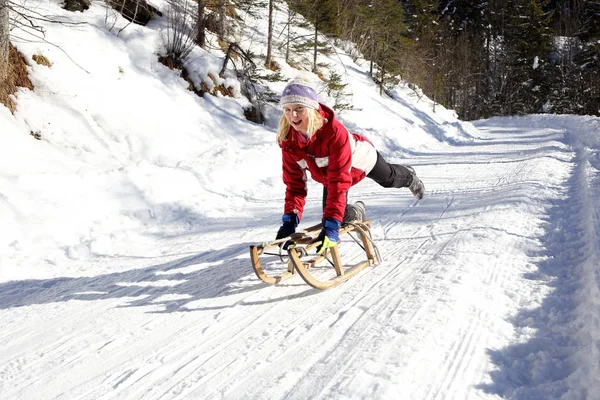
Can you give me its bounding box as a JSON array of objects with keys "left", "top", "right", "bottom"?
[
  {"left": 406, "top": 167, "right": 425, "bottom": 200},
  {"left": 344, "top": 201, "right": 366, "bottom": 223}
]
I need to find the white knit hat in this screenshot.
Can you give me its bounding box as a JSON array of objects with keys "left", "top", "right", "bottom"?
[{"left": 279, "top": 74, "right": 319, "bottom": 109}]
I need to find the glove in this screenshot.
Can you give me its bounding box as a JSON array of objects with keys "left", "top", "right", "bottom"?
[
  {"left": 315, "top": 217, "right": 341, "bottom": 254},
  {"left": 276, "top": 212, "right": 299, "bottom": 250}
]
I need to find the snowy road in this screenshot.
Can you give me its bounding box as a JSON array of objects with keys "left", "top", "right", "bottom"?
[{"left": 3, "top": 116, "right": 597, "bottom": 400}]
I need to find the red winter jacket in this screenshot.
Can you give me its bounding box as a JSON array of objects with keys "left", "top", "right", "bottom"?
[{"left": 280, "top": 104, "right": 376, "bottom": 222}]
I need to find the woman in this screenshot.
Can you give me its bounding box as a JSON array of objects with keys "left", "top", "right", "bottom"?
[{"left": 275, "top": 75, "right": 425, "bottom": 254}]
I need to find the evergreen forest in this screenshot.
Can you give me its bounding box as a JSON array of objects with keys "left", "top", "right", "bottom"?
[
  {"left": 289, "top": 0, "right": 600, "bottom": 120},
  {"left": 1, "top": 0, "right": 599, "bottom": 120}
]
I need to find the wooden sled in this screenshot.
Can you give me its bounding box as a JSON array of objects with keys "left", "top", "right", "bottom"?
[{"left": 249, "top": 220, "right": 380, "bottom": 290}]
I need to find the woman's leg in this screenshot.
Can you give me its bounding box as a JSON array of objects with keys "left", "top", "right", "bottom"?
[
  {"left": 367, "top": 152, "right": 425, "bottom": 199},
  {"left": 322, "top": 187, "right": 365, "bottom": 223},
  {"left": 367, "top": 152, "right": 413, "bottom": 188}
]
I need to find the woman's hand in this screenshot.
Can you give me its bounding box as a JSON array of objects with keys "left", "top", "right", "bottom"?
[
  {"left": 315, "top": 218, "right": 341, "bottom": 254},
  {"left": 276, "top": 213, "right": 299, "bottom": 249}
]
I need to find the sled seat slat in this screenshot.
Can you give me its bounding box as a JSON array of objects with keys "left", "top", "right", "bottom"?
[{"left": 250, "top": 220, "right": 379, "bottom": 290}]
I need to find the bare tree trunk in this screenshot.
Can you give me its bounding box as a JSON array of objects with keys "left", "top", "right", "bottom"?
[
  {"left": 0, "top": 0, "right": 9, "bottom": 82},
  {"left": 218, "top": 0, "right": 227, "bottom": 41},
  {"left": 379, "top": 64, "right": 384, "bottom": 96},
  {"left": 286, "top": 9, "right": 291, "bottom": 62},
  {"left": 196, "top": 0, "right": 205, "bottom": 48},
  {"left": 265, "top": 0, "right": 274, "bottom": 69},
  {"left": 312, "top": 19, "right": 317, "bottom": 72},
  {"left": 369, "top": 30, "right": 374, "bottom": 77},
  {"left": 219, "top": 43, "right": 234, "bottom": 77}
]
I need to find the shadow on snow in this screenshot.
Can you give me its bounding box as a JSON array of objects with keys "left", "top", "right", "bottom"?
[{"left": 0, "top": 242, "right": 316, "bottom": 313}]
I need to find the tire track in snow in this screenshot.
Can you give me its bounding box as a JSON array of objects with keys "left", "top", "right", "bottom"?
[{"left": 418, "top": 152, "right": 557, "bottom": 400}]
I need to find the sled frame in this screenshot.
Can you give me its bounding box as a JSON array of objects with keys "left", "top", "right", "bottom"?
[{"left": 249, "top": 221, "right": 379, "bottom": 290}]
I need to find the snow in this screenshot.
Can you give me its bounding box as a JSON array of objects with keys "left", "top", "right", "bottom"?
[{"left": 1, "top": 1, "right": 599, "bottom": 399}]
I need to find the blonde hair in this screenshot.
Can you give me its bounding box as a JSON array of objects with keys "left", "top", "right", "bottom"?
[{"left": 276, "top": 108, "right": 324, "bottom": 144}]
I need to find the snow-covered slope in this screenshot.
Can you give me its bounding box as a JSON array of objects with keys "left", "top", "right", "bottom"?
[{"left": 1, "top": 1, "right": 599, "bottom": 399}]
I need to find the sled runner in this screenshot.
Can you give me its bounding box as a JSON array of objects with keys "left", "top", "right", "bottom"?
[{"left": 250, "top": 221, "right": 381, "bottom": 290}]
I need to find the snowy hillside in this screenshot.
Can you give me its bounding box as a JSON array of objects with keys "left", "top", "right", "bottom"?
[{"left": 1, "top": 1, "right": 600, "bottom": 399}]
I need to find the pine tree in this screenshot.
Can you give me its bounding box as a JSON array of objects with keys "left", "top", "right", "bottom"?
[
  {"left": 403, "top": 0, "right": 445, "bottom": 102},
  {"left": 496, "top": 0, "right": 554, "bottom": 115},
  {"left": 368, "top": 0, "right": 408, "bottom": 92},
  {"left": 574, "top": 0, "right": 600, "bottom": 114},
  {"left": 287, "top": 0, "right": 339, "bottom": 72},
  {"left": 326, "top": 70, "right": 354, "bottom": 112},
  {"left": 433, "top": 0, "right": 491, "bottom": 118}
]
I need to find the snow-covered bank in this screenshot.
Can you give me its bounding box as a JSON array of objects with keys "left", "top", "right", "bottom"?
[
  {"left": 473, "top": 116, "right": 600, "bottom": 399},
  {"left": 1, "top": 0, "right": 600, "bottom": 398}
]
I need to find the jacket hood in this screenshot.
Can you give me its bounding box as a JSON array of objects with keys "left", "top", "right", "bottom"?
[{"left": 317, "top": 103, "right": 334, "bottom": 125}]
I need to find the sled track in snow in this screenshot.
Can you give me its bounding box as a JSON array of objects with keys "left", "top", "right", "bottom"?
[{"left": 475, "top": 117, "right": 600, "bottom": 398}]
